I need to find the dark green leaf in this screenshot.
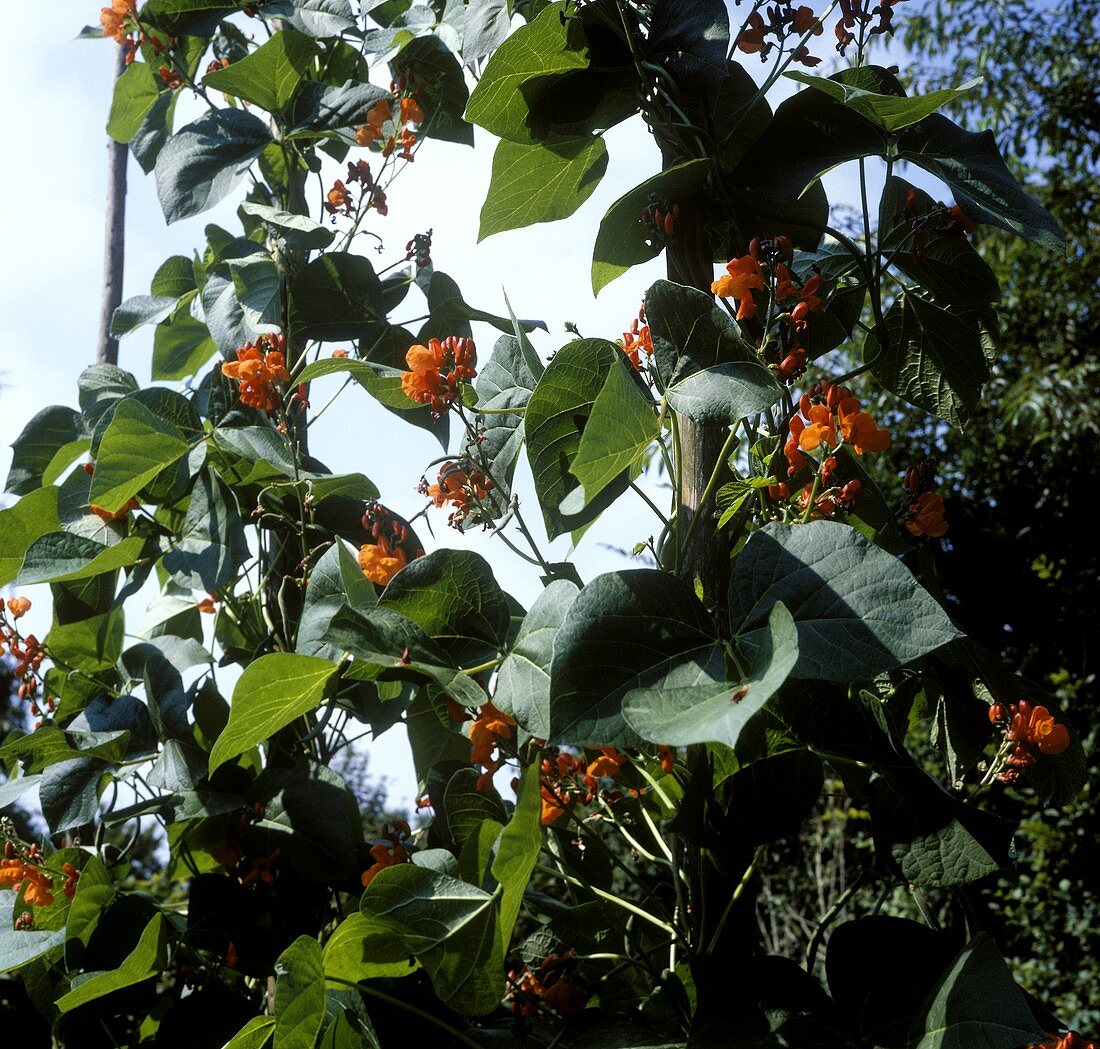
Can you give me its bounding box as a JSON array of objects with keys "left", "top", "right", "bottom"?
[
  {"left": 286, "top": 79, "right": 391, "bottom": 138},
  {"left": 288, "top": 252, "right": 384, "bottom": 341},
  {"left": 155, "top": 109, "right": 273, "bottom": 224},
  {"left": 111, "top": 294, "right": 181, "bottom": 338},
  {"left": 728, "top": 521, "right": 962, "bottom": 681},
  {"left": 5, "top": 406, "right": 86, "bottom": 495},
  {"left": 162, "top": 468, "right": 249, "bottom": 590},
  {"left": 56, "top": 913, "right": 167, "bottom": 1012},
  {"left": 0, "top": 487, "right": 61, "bottom": 587},
  {"left": 203, "top": 30, "right": 320, "bottom": 112},
  {"left": 153, "top": 301, "right": 219, "bottom": 380},
  {"left": 274, "top": 936, "right": 327, "bottom": 1049},
  {"left": 392, "top": 35, "right": 473, "bottom": 146},
  {"left": 17, "top": 533, "right": 145, "bottom": 586}
]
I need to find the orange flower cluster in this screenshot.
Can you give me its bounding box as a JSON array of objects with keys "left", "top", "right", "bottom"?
[
  {"left": 324, "top": 179, "right": 353, "bottom": 217},
  {"left": 509, "top": 950, "right": 590, "bottom": 1018},
  {"left": 784, "top": 381, "right": 891, "bottom": 477},
  {"left": 1028, "top": 1032, "right": 1097, "bottom": 1049},
  {"left": 470, "top": 701, "right": 517, "bottom": 793},
  {"left": 989, "top": 700, "right": 1071, "bottom": 783},
  {"left": 0, "top": 843, "right": 69, "bottom": 907},
  {"left": 400, "top": 336, "right": 477, "bottom": 417},
  {"left": 358, "top": 538, "right": 406, "bottom": 585},
  {"left": 902, "top": 462, "right": 948, "bottom": 538},
  {"left": 197, "top": 594, "right": 217, "bottom": 614},
  {"left": 712, "top": 255, "right": 766, "bottom": 321},
  {"left": 354, "top": 79, "right": 424, "bottom": 161},
  {"left": 361, "top": 821, "right": 413, "bottom": 887},
  {"left": 1, "top": 602, "right": 50, "bottom": 718},
  {"left": 774, "top": 263, "right": 825, "bottom": 331},
  {"left": 738, "top": 4, "right": 823, "bottom": 66},
  {"left": 834, "top": 0, "right": 905, "bottom": 53},
  {"left": 100, "top": 0, "right": 136, "bottom": 44},
  {"left": 158, "top": 65, "right": 183, "bottom": 90},
  {"left": 420, "top": 460, "right": 495, "bottom": 529},
  {"left": 621, "top": 304, "right": 653, "bottom": 370},
  {"left": 221, "top": 333, "right": 291, "bottom": 414},
  {"left": 538, "top": 746, "right": 633, "bottom": 825}
]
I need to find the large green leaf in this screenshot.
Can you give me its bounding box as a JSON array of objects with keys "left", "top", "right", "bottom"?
[
  {"left": 56, "top": 913, "right": 167, "bottom": 1013},
  {"left": 322, "top": 914, "right": 420, "bottom": 985},
  {"left": 17, "top": 534, "right": 145, "bottom": 586},
  {"left": 494, "top": 579, "right": 578, "bottom": 739},
  {"left": 203, "top": 30, "right": 319, "bottom": 112},
  {"left": 785, "top": 71, "right": 981, "bottom": 133},
  {"left": 464, "top": 1, "right": 588, "bottom": 144},
  {"left": 868, "top": 291, "right": 991, "bottom": 430},
  {"left": 549, "top": 569, "right": 723, "bottom": 746},
  {"left": 898, "top": 114, "right": 1064, "bottom": 252},
  {"left": 240, "top": 201, "right": 335, "bottom": 251},
  {"left": 358, "top": 864, "right": 502, "bottom": 1015},
  {"left": 914, "top": 935, "right": 1044, "bottom": 1049},
  {"left": 296, "top": 539, "right": 376, "bottom": 661},
  {"left": 492, "top": 761, "right": 542, "bottom": 950},
  {"left": 392, "top": 35, "right": 473, "bottom": 146},
  {"left": 479, "top": 135, "right": 608, "bottom": 240},
  {"left": 155, "top": 109, "right": 273, "bottom": 224},
  {"left": 565, "top": 355, "right": 657, "bottom": 513},
  {"left": 88, "top": 397, "right": 191, "bottom": 513},
  {"left": 111, "top": 294, "right": 181, "bottom": 338},
  {"left": 107, "top": 60, "right": 162, "bottom": 143},
  {"left": 0, "top": 896, "right": 66, "bottom": 976},
  {"left": 288, "top": 253, "right": 385, "bottom": 342},
  {"left": 623, "top": 603, "right": 798, "bottom": 747},
  {"left": 645, "top": 0, "right": 728, "bottom": 80},
  {"left": 591, "top": 159, "right": 711, "bottom": 294},
  {"left": 728, "top": 521, "right": 962, "bottom": 681},
  {"left": 0, "top": 486, "right": 60, "bottom": 587},
  {"left": 162, "top": 468, "right": 249, "bottom": 590},
  {"left": 286, "top": 80, "right": 391, "bottom": 138},
  {"left": 5, "top": 405, "right": 86, "bottom": 495},
  {"left": 275, "top": 0, "right": 357, "bottom": 37},
  {"left": 524, "top": 338, "right": 629, "bottom": 539},
  {"left": 274, "top": 936, "right": 327, "bottom": 1049},
  {"left": 879, "top": 177, "right": 1000, "bottom": 306},
  {"left": 223, "top": 1017, "right": 278, "bottom": 1049},
  {"left": 152, "top": 304, "right": 219, "bottom": 380},
  {"left": 377, "top": 549, "right": 512, "bottom": 666},
  {"left": 209, "top": 653, "right": 339, "bottom": 773}
]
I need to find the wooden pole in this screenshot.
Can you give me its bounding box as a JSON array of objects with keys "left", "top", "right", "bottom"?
[{"left": 97, "top": 45, "right": 128, "bottom": 366}]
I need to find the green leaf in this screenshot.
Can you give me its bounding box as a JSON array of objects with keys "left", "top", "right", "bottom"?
[
  {"left": 392, "top": 35, "right": 473, "bottom": 146},
  {"left": 203, "top": 30, "right": 320, "bottom": 112},
  {"left": 278, "top": 0, "right": 357, "bottom": 37},
  {"left": 524, "top": 338, "right": 629, "bottom": 540},
  {"left": 0, "top": 896, "right": 66, "bottom": 975},
  {"left": 288, "top": 253, "right": 384, "bottom": 342},
  {"left": 645, "top": 0, "right": 728, "bottom": 80},
  {"left": 322, "top": 914, "right": 419, "bottom": 985},
  {"left": 550, "top": 570, "right": 723, "bottom": 746},
  {"left": 111, "top": 294, "right": 180, "bottom": 338},
  {"left": 494, "top": 579, "right": 578, "bottom": 739},
  {"left": 359, "top": 864, "right": 502, "bottom": 1015},
  {"left": 623, "top": 603, "right": 798, "bottom": 748},
  {"left": 6, "top": 405, "right": 86, "bottom": 495},
  {"left": 56, "top": 913, "right": 167, "bottom": 1013},
  {"left": 17, "top": 534, "right": 145, "bottom": 586},
  {"left": 492, "top": 761, "right": 542, "bottom": 951},
  {"left": 878, "top": 177, "right": 1000, "bottom": 307},
  {"left": 479, "top": 135, "right": 608, "bottom": 240},
  {"left": 209, "top": 654, "right": 339, "bottom": 773},
  {"left": 377, "top": 549, "right": 512, "bottom": 665},
  {"left": 0, "top": 725, "right": 129, "bottom": 775},
  {"left": 131, "top": 90, "right": 178, "bottom": 173},
  {"left": 88, "top": 397, "right": 191, "bottom": 513},
  {"left": 240, "top": 201, "right": 335, "bottom": 250},
  {"left": 107, "top": 60, "right": 162, "bottom": 143},
  {"left": 720, "top": 748, "right": 825, "bottom": 844},
  {"left": 297, "top": 540, "right": 377, "bottom": 658},
  {"left": 155, "top": 109, "right": 273, "bottom": 224},
  {"left": 914, "top": 935, "right": 1044, "bottom": 1049},
  {"left": 644, "top": 280, "right": 783, "bottom": 423},
  {"left": 868, "top": 291, "right": 990, "bottom": 430},
  {"left": 0, "top": 486, "right": 60, "bottom": 587},
  {"left": 591, "top": 158, "right": 711, "bottom": 294},
  {"left": 565, "top": 355, "right": 656, "bottom": 512},
  {"left": 162, "top": 468, "right": 249, "bottom": 590},
  {"left": 728, "top": 521, "right": 963, "bottom": 681},
  {"left": 464, "top": 2, "right": 588, "bottom": 144},
  {"left": 223, "top": 1017, "right": 278, "bottom": 1049},
  {"left": 230, "top": 254, "right": 283, "bottom": 331},
  {"left": 153, "top": 302, "right": 219, "bottom": 380},
  {"left": 785, "top": 71, "right": 981, "bottom": 133},
  {"left": 286, "top": 80, "right": 390, "bottom": 138},
  {"left": 79, "top": 365, "right": 139, "bottom": 430},
  {"left": 444, "top": 768, "right": 508, "bottom": 849},
  {"left": 274, "top": 936, "right": 327, "bottom": 1049},
  {"left": 898, "top": 114, "right": 1064, "bottom": 252}
]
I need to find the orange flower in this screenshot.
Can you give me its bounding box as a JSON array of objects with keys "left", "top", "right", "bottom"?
[
  {"left": 423, "top": 461, "right": 493, "bottom": 514},
  {"left": 583, "top": 747, "right": 625, "bottom": 790},
  {"left": 798, "top": 403, "right": 838, "bottom": 452},
  {"left": 712, "top": 256, "right": 765, "bottom": 320},
  {"left": 356, "top": 98, "right": 393, "bottom": 146},
  {"left": 837, "top": 397, "right": 891, "bottom": 454},
  {"left": 325, "top": 179, "right": 353, "bottom": 217},
  {"left": 331, "top": 348, "right": 350, "bottom": 359},
  {"left": 400, "top": 337, "right": 476, "bottom": 416},
  {"left": 1007, "top": 702, "right": 1070, "bottom": 756},
  {"left": 197, "top": 594, "right": 217, "bottom": 614},
  {"left": 0, "top": 861, "right": 55, "bottom": 907},
  {"left": 221, "top": 335, "right": 291, "bottom": 414},
  {"left": 91, "top": 497, "right": 141, "bottom": 522},
  {"left": 6, "top": 597, "right": 31, "bottom": 619},
  {"left": 100, "top": 0, "right": 135, "bottom": 43},
  {"left": 357, "top": 536, "right": 407, "bottom": 585},
  {"left": 904, "top": 492, "right": 948, "bottom": 538},
  {"left": 61, "top": 863, "right": 80, "bottom": 900},
  {"left": 540, "top": 785, "right": 568, "bottom": 826},
  {"left": 737, "top": 11, "right": 768, "bottom": 54},
  {"left": 400, "top": 97, "right": 424, "bottom": 125},
  {"left": 470, "top": 702, "right": 516, "bottom": 766},
  {"left": 622, "top": 324, "right": 653, "bottom": 370},
  {"left": 785, "top": 415, "right": 810, "bottom": 476},
  {"left": 0, "top": 859, "right": 24, "bottom": 889},
  {"left": 360, "top": 841, "right": 408, "bottom": 887},
  {"left": 658, "top": 745, "right": 676, "bottom": 775},
  {"left": 792, "top": 6, "right": 823, "bottom": 35}
]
